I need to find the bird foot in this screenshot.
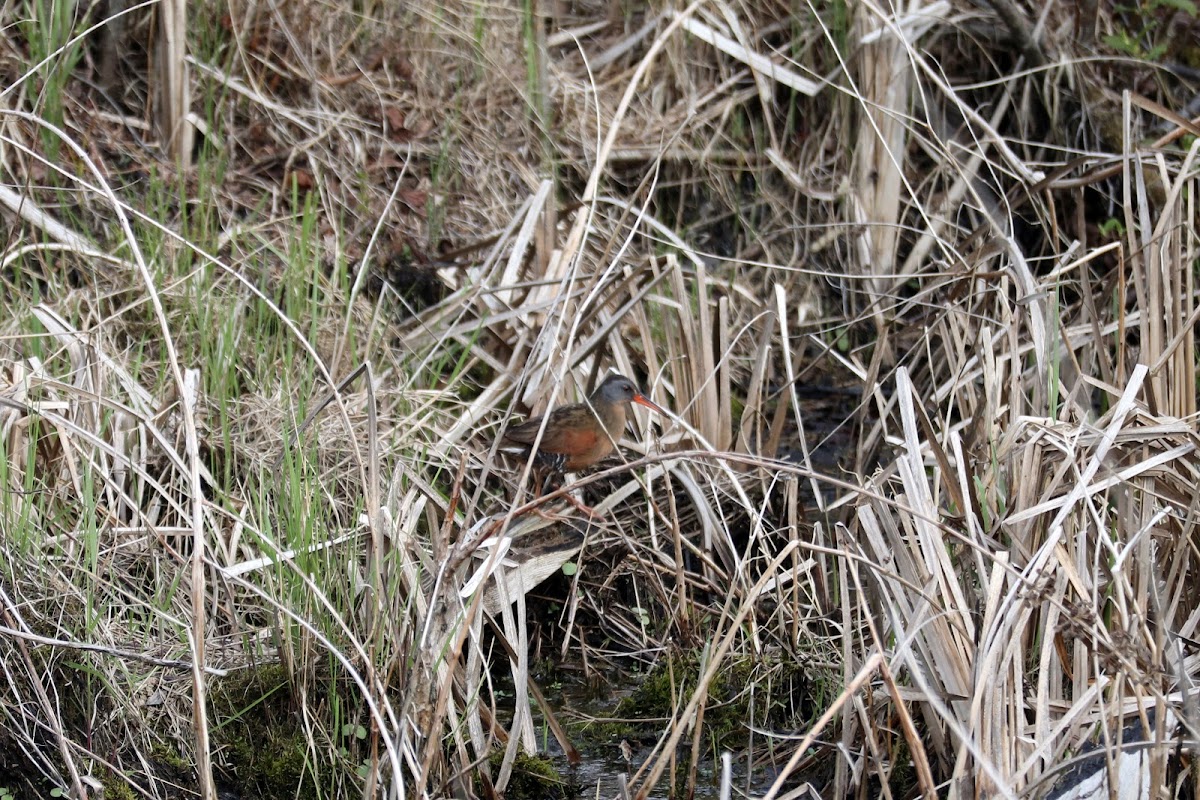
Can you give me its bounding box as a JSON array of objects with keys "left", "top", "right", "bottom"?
[
  {"left": 527, "top": 493, "right": 605, "bottom": 520},
  {"left": 563, "top": 493, "right": 604, "bottom": 519}
]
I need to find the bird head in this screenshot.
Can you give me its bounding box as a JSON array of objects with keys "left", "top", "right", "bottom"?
[{"left": 595, "top": 374, "right": 667, "bottom": 415}]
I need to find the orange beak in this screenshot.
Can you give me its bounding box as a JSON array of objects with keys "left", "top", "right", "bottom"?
[{"left": 632, "top": 393, "right": 668, "bottom": 416}]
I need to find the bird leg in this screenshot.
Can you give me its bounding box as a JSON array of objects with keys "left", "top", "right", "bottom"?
[
  {"left": 529, "top": 463, "right": 605, "bottom": 519},
  {"left": 548, "top": 471, "right": 605, "bottom": 518},
  {"left": 561, "top": 492, "right": 604, "bottom": 518}
]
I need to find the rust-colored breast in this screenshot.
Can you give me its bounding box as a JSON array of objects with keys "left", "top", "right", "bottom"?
[
  {"left": 502, "top": 402, "right": 621, "bottom": 470},
  {"left": 552, "top": 428, "right": 613, "bottom": 470}
]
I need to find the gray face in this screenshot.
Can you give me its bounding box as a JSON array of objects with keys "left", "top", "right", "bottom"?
[{"left": 596, "top": 375, "right": 639, "bottom": 404}]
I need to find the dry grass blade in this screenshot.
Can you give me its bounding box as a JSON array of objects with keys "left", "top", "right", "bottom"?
[
  {"left": 154, "top": 0, "right": 193, "bottom": 166},
  {"left": 3, "top": 0, "right": 1200, "bottom": 796},
  {"left": 674, "top": 12, "right": 821, "bottom": 97}
]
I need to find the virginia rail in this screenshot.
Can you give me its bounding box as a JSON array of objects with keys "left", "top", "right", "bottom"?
[{"left": 501, "top": 374, "right": 667, "bottom": 497}]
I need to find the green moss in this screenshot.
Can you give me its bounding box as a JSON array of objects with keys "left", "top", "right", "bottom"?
[
  {"left": 484, "top": 749, "right": 573, "bottom": 800},
  {"left": 98, "top": 767, "right": 137, "bottom": 800},
  {"left": 888, "top": 740, "right": 915, "bottom": 796},
  {"left": 208, "top": 665, "right": 322, "bottom": 800},
  {"left": 149, "top": 743, "right": 190, "bottom": 773},
  {"left": 592, "top": 650, "right": 819, "bottom": 752},
  {"left": 142, "top": 744, "right": 195, "bottom": 798}
]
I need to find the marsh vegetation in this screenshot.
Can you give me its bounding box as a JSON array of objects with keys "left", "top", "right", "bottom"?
[{"left": 1, "top": 0, "right": 1199, "bottom": 797}]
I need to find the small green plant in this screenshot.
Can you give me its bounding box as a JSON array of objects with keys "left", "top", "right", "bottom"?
[
  {"left": 631, "top": 606, "right": 651, "bottom": 628},
  {"left": 1103, "top": 0, "right": 1198, "bottom": 61},
  {"left": 21, "top": 0, "right": 85, "bottom": 158}
]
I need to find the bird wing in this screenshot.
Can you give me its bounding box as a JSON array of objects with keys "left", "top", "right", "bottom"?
[{"left": 501, "top": 418, "right": 545, "bottom": 446}]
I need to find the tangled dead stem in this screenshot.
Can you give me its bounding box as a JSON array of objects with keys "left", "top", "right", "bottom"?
[{"left": 1, "top": 0, "right": 1199, "bottom": 797}]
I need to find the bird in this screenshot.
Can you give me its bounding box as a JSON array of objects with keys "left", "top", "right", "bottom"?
[{"left": 501, "top": 373, "right": 667, "bottom": 500}]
